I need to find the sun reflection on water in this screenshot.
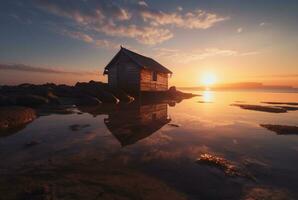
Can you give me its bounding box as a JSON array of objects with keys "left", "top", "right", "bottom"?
[{"left": 202, "top": 90, "right": 214, "bottom": 102}]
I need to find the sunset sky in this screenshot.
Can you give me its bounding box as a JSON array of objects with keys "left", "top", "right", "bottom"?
[{"left": 0, "top": 0, "right": 297, "bottom": 87}]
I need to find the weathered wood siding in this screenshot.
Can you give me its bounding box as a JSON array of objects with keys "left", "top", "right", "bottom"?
[
  {"left": 108, "top": 52, "right": 140, "bottom": 93},
  {"left": 108, "top": 67, "right": 117, "bottom": 87},
  {"left": 140, "top": 69, "right": 168, "bottom": 91},
  {"left": 107, "top": 53, "right": 169, "bottom": 93}
]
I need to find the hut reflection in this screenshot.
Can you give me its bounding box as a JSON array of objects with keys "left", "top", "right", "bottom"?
[{"left": 104, "top": 102, "right": 170, "bottom": 146}]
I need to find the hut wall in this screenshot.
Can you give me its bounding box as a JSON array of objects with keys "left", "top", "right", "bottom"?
[
  {"left": 140, "top": 69, "right": 168, "bottom": 91},
  {"left": 107, "top": 53, "right": 140, "bottom": 93}
]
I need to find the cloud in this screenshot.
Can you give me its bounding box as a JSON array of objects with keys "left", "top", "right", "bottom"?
[
  {"left": 98, "top": 23, "right": 173, "bottom": 45},
  {"left": 94, "top": 39, "right": 120, "bottom": 49},
  {"left": 61, "top": 30, "right": 94, "bottom": 43},
  {"left": 259, "top": 22, "right": 265, "bottom": 26},
  {"left": 34, "top": 0, "right": 228, "bottom": 45},
  {"left": 9, "top": 14, "right": 32, "bottom": 25},
  {"left": 138, "top": 1, "right": 148, "bottom": 7},
  {"left": 0, "top": 63, "right": 98, "bottom": 76},
  {"left": 239, "top": 51, "right": 260, "bottom": 56},
  {"left": 155, "top": 48, "right": 259, "bottom": 63},
  {"left": 177, "top": 6, "right": 183, "bottom": 11},
  {"left": 237, "top": 27, "right": 243, "bottom": 33},
  {"left": 118, "top": 8, "right": 131, "bottom": 20},
  {"left": 60, "top": 29, "right": 120, "bottom": 49},
  {"left": 140, "top": 9, "right": 228, "bottom": 29}
]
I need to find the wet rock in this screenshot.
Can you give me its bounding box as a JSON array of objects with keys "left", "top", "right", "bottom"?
[
  {"left": 231, "top": 104, "right": 287, "bottom": 113},
  {"left": 168, "top": 123, "right": 181, "bottom": 127},
  {"left": 22, "top": 184, "right": 51, "bottom": 200},
  {"left": 168, "top": 101, "right": 176, "bottom": 107},
  {"left": 196, "top": 154, "right": 255, "bottom": 180},
  {"left": 0, "top": 94, "right": 15, "bottom": 106},
  {"left": 69, "top": 124, "right": 90, "bottom": 131},
  {"left": 108, "top": 88, "right": 134, "bottom": 103},
  {"left": 25, "top": 140, "right": 40, "bottom": 147},
  {"left": 53, "top": 84, "right": 75, "bottom": 98},
  {"left": 75, "top": 81, "right": 119, "bottom": 103},
  {"left": 168, "top": 86, "right": 177, "bottom": 93},
  {"left": 262, "top": 101, "right": 298, "bottom": 106},
  {"left": 45, "top": 91, "right": 60, "bottom": 105},
  {"left": 242, "top": 187, "right": 291, "bottom": 200},
  {"left": 275, "top": 106, "right": 298, "bottom": 111},
  {"left": 76, "top": 96, "right": 102, "bottom": 106},
  {"left": 260, "top": 124, "right": 298, "bottom": 135},
  {"left": 167, "top": 87, "right": 198, "bottom": 100},
  {"left": 37, "top": 105, "right": 76, "bottom": 116},
  {"left": 0, "top": 106, "right": 36, "bottom": 131},
  {"left": 234, "top": 101, "right": 246, "bottom": 103},
  {"left": 16, "top": 95, "right": 49, "bottom": 107}
]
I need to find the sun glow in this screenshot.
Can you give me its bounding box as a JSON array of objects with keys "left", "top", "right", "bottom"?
[{"left": 201, "top": 72, "right": 217, "bottom": 87}]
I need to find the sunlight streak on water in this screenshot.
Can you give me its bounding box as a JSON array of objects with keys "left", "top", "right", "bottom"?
[{"left": 202, "top": 90, "right": 214, "bottom": 102}]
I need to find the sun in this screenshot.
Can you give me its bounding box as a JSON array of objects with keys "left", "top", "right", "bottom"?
[{"left": 201, "top": 73, "right": 217, "bottom": 87}]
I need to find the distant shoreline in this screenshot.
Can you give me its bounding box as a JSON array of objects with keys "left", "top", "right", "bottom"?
[{"left": 178, "top": 87, "right": 298, "bottom": 93}]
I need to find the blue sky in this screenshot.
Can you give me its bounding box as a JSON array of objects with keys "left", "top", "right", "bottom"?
[{"left": 0, "top": 0, "right": 297, "bottom": 86}]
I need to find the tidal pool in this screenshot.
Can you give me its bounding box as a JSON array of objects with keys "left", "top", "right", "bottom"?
[{"left": 0, "top": 90, "right": 298, "bottom": 199}]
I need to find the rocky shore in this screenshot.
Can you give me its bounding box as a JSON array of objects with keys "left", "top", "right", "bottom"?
[{"left": 0, "top": 81, "right": 197, "bottom": 132}]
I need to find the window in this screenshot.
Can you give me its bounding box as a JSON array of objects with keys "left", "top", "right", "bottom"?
[{"left": 152, "top": 71, "right": 157, "bottom": 81}]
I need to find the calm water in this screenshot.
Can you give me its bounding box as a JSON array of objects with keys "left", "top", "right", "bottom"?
[{"left": 1, "top": 90, "right": 298, "bottom": 199}]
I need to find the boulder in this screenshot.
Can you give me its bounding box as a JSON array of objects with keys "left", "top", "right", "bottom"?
[
  {"left": 168, "top": 86, "right": 177, "bottom": 93},
  {"left": 53, "top": 84, "right": 76, "bottom": 98},
  {"left": 75, "top": 81, "right": 119, "bottom": 103},
  {"left": 167, "top": 86, "right": 196, "bottom": 100},
  {"left": 16, "top": 95, "right": 49, "bottom": 107},
  {"left": 0, "top": 106, "right": 36, "bottom": 130},
  {"left": 109, "top": 88, "right": 134, "bottom": 103},
  {"left": 0, "top": 95, "right": 15, "bottom": 106},
  {"left": 45, "top": 91, "right": 60, "bottom": 105},
  {"left": 76, "top": 96, "right": 102, "bottom": 106}
]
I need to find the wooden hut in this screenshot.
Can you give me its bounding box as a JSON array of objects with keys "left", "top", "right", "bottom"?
[{"left": 103, "top": 47, "right": 172, "bottom": 94}]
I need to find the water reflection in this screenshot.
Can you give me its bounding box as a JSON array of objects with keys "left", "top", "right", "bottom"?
[
  {"left": 1, "top": 91, "right": 298, "bottom": 199},
  {"left": 104, "top": 102, "right": 170, "bottom": 146},
  {"left": 202, "top": 90, "right": 214, "bottom": 102}
]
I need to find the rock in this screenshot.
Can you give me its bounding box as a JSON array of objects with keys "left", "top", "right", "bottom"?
[
  {"left": 109, "top": 88, "right": 134, "bottom": 103},
  {"left": 75, "top": 81, "right": 119, "bottom": 103},
  {"left": 167, "top": 86, "right": 197, "bottom": 100},
  {"left": 45, "top": 91, "right": 60, "bottom": 104},
  {"left": 0, "top": 95, "right": 15, "bottom": 106},
  {"left": 0, "top": 106, "right": 36, "bottom": 131},
  {"left": 53, "top": 84, "right": 75, "bottom": 98},
  {"left": 15, "top": 95, "right": 49, "bottom": 107},
  {"left": 243, "top": 187, "right": 291, "bottom": 200},
  {"left": 168, "top": 123, "right": 180, "bottom": 127},
  {"left": 196, "top": 153, "right": 255, "bottom": 180},
  {"left": 69, "top": 124, "right": 90, "bottom": 131},
  {"left": 168, "top": 101, "right": 176, "bottom": 107},
  {"left": 197, "top": 101, "right": 213, "bottom": 103},
  {"left": 168, "top": 86, "right": 177, "bottom": 93},
  {"left": 261, "top": 101, "right": 298, "bottom": 106},
  {"left": 76, "top": 96, "right": 102, "bottom": 106},
  {"left": 275, "top": 106, "right": 298, "bottom": 111},
  {"left": 36, "top": 105, "right": 76, "bottom": 116},
  {"left": 260, "top": 124, "right": 298, "bottom": 135},
  {"left": 25, "top": 140, "right": 40, "bottom": 147},
  {"left": 231, "top": 104, "right": 288, "bottom": 113}
]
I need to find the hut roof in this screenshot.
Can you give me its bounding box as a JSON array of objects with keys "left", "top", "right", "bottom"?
[{"left": 103, "top": 47, "right": 172, "bottom": 74}]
